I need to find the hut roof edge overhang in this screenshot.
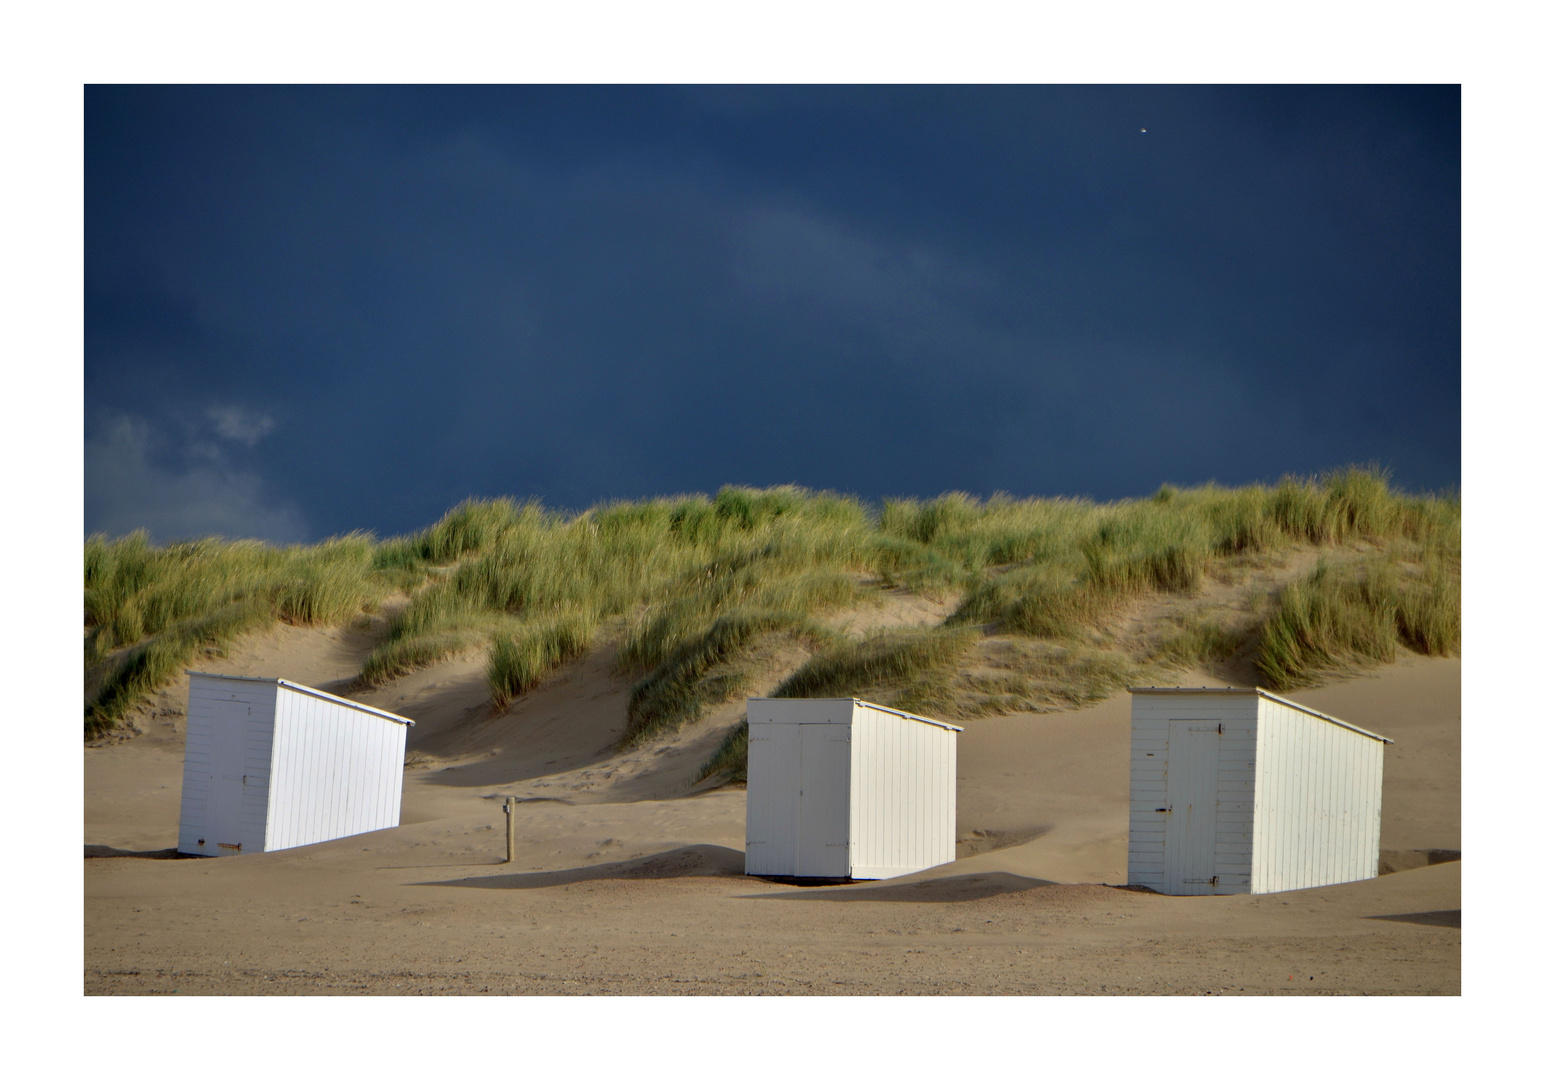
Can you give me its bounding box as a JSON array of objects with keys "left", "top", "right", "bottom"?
[
  {"left": 748, "top": 697, "right": 963, "bottom": 732},
  {"left": 1126, "top": 686, "right": 1390, "bottom": 743},
  {"left": 186, "top": 671, "right": 415, "bottom": 726}
]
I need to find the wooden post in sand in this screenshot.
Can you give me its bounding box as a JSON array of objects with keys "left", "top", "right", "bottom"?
[{"left": 503, "top": 797, "right": 515, "bottom": 864}]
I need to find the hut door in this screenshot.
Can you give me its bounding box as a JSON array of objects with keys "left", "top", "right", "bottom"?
[
  {"left": 746, "top": 724, "right": 800, "bottom": 875},
  {"left": 796, "top": 725, "right": 851, "bottom": 877},
  {"left": 1164, "top": 721, "right": 1220, "bottom": 894},
  {"left": 204, "top": 698, "right": 251, "bottom": 853}
]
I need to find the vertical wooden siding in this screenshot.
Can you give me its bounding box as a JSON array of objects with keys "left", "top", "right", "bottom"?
[
  {"left": 264, "top": 686, "right": 407, "bottom": 853},
  {"left": 849, "top": 705, "right": 956, "bottom": 880},
  {"left": 1251, "top": 699, "right": 1383, "bottom": 892}
]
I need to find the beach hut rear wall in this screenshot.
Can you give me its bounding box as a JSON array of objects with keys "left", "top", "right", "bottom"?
[
  {"left": 745, "top": 698, "right": 960, "bottom": 880},
  {"left": 177, "top": 672, "right": 414, "bottom": 857},
  {"left": 1128, "top": 687, "right": 1391, "bottom": 895}
]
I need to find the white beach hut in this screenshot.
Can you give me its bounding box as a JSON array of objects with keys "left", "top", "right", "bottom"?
[
  {"left": 177, "top": 671, "right": 414, "bottom": 857},
  {"left": 1127, "top": 687, "right": 1392, "bottom": 895},
  {"left": 744, "top": 697, "right": 960, "bottom": 880}
]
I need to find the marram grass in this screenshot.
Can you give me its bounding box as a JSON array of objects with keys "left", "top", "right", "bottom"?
[
  {"left": 624, "top": 609, "right": 833, "bottom": 747},
  {"left": 84, "top": 531, "right": 408, "bottom": 734},
  {"left": 696, "top": 719, "right": 750, "bottom": 785},
  {"left": 1256, "top": 555, "right": 1459, "bottom": 690},
  {"left": 770, "top": 626, "right": 981, "bottom": 702},
  {"left": 84, "top": 468, "right": 1458, "bottom": 747},
  {"left": 487, "top": 611, "right": 599, "bottom": 709}
]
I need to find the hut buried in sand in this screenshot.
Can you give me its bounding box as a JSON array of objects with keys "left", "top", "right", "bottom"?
[
  {"left": 744, "top": 698, "right": 960, "bottom": 880},
  {"left": 177, "top": 672, "right": 414, "bottom": 857},
  {"left": 1128, "top": 687, "right": 1392, "bottom": 895}
]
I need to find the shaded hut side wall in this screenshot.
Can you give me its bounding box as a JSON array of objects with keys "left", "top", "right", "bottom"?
[
  {"left": 1128, "top": 693, "right": 1259, "bottom": 894},
  {"left": 744, "top": 699, "right": 854, "bottom": 876},
  {"left": 1251, "top": 699, "right": 1384, "bottom": 893},
  {"left": 178, "top": 676, "right": 279, "bottom": 856},
  {"left": 849, "top": 706, "right": 956, "bottom": 878},
  {"left": 265, "top": 686, "right": 408, "bottom": 853}
]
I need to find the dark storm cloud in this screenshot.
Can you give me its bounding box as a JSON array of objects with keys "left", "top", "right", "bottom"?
[{"left": 85, "top": 85, "right": 1458, "bottom": 542}]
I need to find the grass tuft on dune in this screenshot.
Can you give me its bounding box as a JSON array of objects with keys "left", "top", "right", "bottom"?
[
  {"left": 1256, "top": 553, "right": 1460, "bottom": 690},
  {"left": 486, "top": 610, "right": 599, "bottom": 709},
  {"left": 624, "top": 610, "right": 833, "bottom": 746}
]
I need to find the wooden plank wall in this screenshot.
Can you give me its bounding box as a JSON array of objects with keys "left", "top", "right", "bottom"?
[
  {"left": 264, "top": 686, "right": 407, "bottom": 853},
  {"left": 1251, "top": 699, "right": 1384, "bottom": 892},
  {"left": 177, "top": 675, "right": 278, "bottom": 856},
  {"left": 849, "top": 705, "right": 956, "bottom": 880},
  {"left": 1128, "top": 692, "right": 1259, "bottom": 894}
]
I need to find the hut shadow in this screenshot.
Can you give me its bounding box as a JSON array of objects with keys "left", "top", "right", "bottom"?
[
  {"left": 1365, "top": 909, "right": 1461, "bottom": 929},
  {"left": 414, "top": 843, "right": 746, "bottom": 890},
  {"left": 743, "top": 871, "right": 1058, "bottom": 903},
  {"left": 84, "top": 845, "right": 195, "bottom": 860}
]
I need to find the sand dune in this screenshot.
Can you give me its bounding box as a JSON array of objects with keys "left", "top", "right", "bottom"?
[{"left": 84, "top": 616, "right": 1460, "bottom": 995}]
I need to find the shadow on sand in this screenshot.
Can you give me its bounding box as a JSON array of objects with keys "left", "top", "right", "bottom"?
[
  {"left": 743, "top": 871, "right": 1059, "bottom": 903},
  {"left": 415, "top": 843, "right": 746, "bottom": 890},
  {"left": 418, "top": 847, "right": 1059, "bottom": 905},
  {"left": 1365, "top": 909, "right": 1461, "bottom": 928},
  {"left": 84, "top": 845, "right": 195, "bottom": 860}
]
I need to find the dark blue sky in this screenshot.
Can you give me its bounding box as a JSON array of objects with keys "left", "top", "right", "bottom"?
[{"left": 85, "top": 85, "right": 1459, "bottom": 544}]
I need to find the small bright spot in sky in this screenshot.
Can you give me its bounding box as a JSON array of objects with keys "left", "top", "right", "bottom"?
[{"left": 1141, "top": 127, "right": 1148, "bottom": 133}]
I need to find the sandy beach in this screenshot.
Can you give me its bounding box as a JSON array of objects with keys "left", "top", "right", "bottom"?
[{"left": 84, "top": 617, "right": 1459, "bottom": 995}]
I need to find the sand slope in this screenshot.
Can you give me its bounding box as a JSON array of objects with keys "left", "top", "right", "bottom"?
[{"left": 84, "top": 621, "right": 1459, "bottom": 995}]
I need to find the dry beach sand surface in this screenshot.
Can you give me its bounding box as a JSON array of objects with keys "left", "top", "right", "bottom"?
[{"left": 84, "top": 616, "right": 1459, "bottom": 995}]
